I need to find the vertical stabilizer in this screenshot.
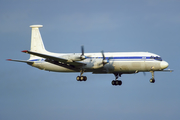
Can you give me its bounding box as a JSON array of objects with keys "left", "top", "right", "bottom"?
[{"left": 29, "top": 25, "right": 47, "bottom": 59}]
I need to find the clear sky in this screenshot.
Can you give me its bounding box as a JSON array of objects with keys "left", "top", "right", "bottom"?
[{"left": 1, "top": 0, "right": 180, "bottom": 120}]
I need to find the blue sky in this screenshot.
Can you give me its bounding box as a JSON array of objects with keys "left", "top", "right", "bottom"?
[{"left": 1, "top": 0, "right": 180, "bottom": 120}]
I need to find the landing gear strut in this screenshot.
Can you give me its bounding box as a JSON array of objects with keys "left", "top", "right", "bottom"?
[
  {"left": 76, "top": 69, "right": 87, "bottom": 81},
  {"left": 150, "top": 71, "right": 155, "bottom": 83},
  {"left": 112, "top": 73, "right": 122, "bottom": 86}
]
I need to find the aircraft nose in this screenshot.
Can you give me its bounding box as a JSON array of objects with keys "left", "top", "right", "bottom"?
[{"left": 160, "top": 61, "right": 169, "bottom": 69}]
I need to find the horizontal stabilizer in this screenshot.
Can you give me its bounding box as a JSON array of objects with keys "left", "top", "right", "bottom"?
[{"left": 7, "top": 59, "right": 34, "bottom": 64}]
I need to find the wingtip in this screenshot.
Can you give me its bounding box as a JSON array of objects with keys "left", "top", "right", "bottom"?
[
  {"left": 6, "top": 59, "right": 12, "bottom": 61},
  {"left": 21, "top": 50, "right": 28, "bottom": 53}
]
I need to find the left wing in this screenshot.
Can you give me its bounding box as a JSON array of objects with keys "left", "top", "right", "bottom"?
[{"left": 21, "top": 50, "right": 86, "bottom": 67}]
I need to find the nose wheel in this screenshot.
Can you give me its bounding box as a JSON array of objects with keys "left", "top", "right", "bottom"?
[{"left": 150, "top": 78, "right": 155, "bottom": 83}]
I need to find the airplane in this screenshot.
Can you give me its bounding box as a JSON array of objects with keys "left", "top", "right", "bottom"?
[{"left": 7, "top": 25, "right": 173, "bottom": 86}]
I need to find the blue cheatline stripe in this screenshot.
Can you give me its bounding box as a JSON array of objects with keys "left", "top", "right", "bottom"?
[
  {"left": 87, "top": 56, "right": 162, "bottom": 61},
  {"left": 114, "top": 57, "right": 142, "bottom": 59},
  {"left": 87, "top": 56, "right": 148, "bottom": 59},
  {"left": 29, "top": 56, "right": 162, "bottom": 61}
]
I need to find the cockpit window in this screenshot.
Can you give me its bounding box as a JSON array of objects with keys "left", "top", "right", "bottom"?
[
  {"left": 150, "top": 56, "right": 162, "bottom": 61},
  {"left": 155, "top": 56, "right": 162, "bottom": 61}
]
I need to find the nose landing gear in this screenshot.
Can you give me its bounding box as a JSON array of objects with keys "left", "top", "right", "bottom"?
[{"left": 150, "top": 71, "right": 155, "bottom": 83}]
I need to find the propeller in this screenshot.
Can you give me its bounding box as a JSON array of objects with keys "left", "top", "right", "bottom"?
[
  {"left": 101, "top": 50, "right": 110, "bottom": 73},
  {"left": 80, "top": 46, "right": 86, "bottom": 60},
  {"left": 81, "top": 46, "right": 84, "bottom": 55},
  {"left": 101, "top": 50, "right": 109, "bottom": 65},
  {"left": 101, "top": 50, "right": 105, "bottom": 60}
]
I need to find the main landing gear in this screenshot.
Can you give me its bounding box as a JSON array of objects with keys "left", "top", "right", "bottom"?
[
  {"left": 76, "top": 76, "right": 87, "bottom": 81},
  {"left": 112, "top": 73, "right": 122, "bottom": 86},
  {"left": 76, "top": 69, "right": 87, "bottom": 81},
  {"left": 150, "top": 71, "right": 155, "bottom": 83}
]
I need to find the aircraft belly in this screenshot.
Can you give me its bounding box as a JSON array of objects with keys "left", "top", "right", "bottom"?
[
  {"left": 112, "top": 61, "right": 146, "bottom": 72},
  {"left": 32, "top": 62, "right": 76, "bottom": 72}
]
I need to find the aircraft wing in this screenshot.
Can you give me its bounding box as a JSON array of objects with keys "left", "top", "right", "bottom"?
[{"left": 21, "top": 50, "right": 86, "bottom": 67}]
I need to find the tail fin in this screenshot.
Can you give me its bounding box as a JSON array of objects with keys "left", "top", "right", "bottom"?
[{"left": 29, "top": 25, "right": 47, "bottom": 59}]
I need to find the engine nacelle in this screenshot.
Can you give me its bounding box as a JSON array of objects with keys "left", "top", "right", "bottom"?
[
  {"left": 61, "top": 54, "right": 85, "bottom": 62},
  {"left": 84, "top": 59, "right": 104, "bottom": 69}
]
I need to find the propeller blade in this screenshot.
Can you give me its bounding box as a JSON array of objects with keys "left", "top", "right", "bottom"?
[
  {"left": 81, "top": 46, "right": 84, "bottom": 55},
  {"left": 80, "top": 45, "right": 86, "bottom": 60},
  {"left": 101, "top": 50, "right": 105, "bottom": 60},
  {"left": 101, "top": 50, "right": 109, "bottom": 65}
]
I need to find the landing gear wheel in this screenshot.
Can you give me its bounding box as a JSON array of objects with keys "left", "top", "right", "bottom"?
[
  {"left": 83, "top": 76, "right": 87, "bottom": 81},
  {"left": 150, "top": 78, "right": 155, "bottom": 83},
  {"left": 112, "top": 80, "right": 115, "bottom": 85},
  {"left": 115, "top": 81, "right": 119, "bottom": 85},
  {"left": 76, "top": 76, "right": 80, "bottom": 81},
  {"left": 80, "top": 76, "right": 84, "bottom": 81},
  {"left": 118, "top": 80, "right": 122, "bottom": 85}
]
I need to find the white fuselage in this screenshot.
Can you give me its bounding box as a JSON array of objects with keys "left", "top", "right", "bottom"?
[{"left": 29, "top": 51, "right": 168, "bottom": 74}]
